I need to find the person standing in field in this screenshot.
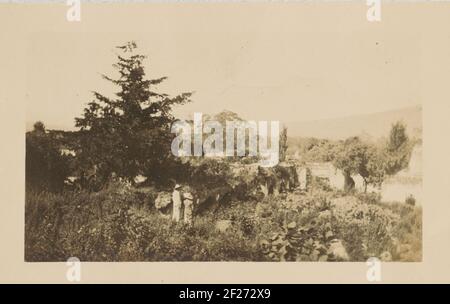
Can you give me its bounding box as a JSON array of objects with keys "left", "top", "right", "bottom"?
[
  {"left": 172, "top": 184, "right": 183, "bottom": 222},
  {"left": 183, "top": 191, "right": 195, "bottom": 226}
]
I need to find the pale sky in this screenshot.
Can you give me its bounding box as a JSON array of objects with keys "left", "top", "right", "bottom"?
[{"left": 1, "top": 4, "right": 421, "bottom": 130}]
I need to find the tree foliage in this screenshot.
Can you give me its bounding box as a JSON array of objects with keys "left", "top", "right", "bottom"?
[
  {"left": 75, "top": 42, "right": 192, "bottom": 186},
  {"left": 279, "top": 126, "right": 288, "bottom": 162},
  {"left": 327, "top": 121, "right": 413, "bottom": 191},
  {"left": 384, "top": 121, "right": 411, "bottom": 175},
  {"left": 33, "top": 121, "right": 46, "bottom": 134},
  {"left": 333, "top": 137, "right": 385, "bottom": 192},
  {"left": 388, "top": 122, "right": 408, "bottom": 151},
  {"left": 26, "top": 122, "right": 70, "bottom": 192},
  {"left": 289, "top": 137, "right": 340, "bottom": 163}
]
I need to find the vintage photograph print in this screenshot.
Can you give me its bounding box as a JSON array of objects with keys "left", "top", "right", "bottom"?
[{"left": 23, "top": 2, "right": 422, "bottom": 263}]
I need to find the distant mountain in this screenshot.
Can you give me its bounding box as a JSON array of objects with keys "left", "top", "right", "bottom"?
[
  {"left": 284, "top": 106, "right": 422, "bottom": 140},
  {"left": 27, "top": 106, "right": 422, "bottom": 141}
]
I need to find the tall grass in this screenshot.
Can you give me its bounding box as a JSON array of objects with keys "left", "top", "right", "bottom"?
[{"left": 25, "top": 183, "right": 422, "bottom": 262}]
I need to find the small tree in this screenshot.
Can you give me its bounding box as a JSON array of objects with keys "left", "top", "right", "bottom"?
[
  {"left": 279, "top": 126, "right": 288, "bottom": 162},
  {"left": 384, "top": 121, "right": 411, "bottom": 175},
  {"left": 33, "top": 121, "right": 46, "bottom": 135},
  {"left": 333, "top": 137, "right": 384, "bottom": 192},
  {"left": 362, "top": 146, "right": 386, "bottom": 191},
  {"left": 388, "top": 121, "right": 408, "bottom": 151},
  {"left": 75, "top": 42, "right": 192, "bottom": 186}
]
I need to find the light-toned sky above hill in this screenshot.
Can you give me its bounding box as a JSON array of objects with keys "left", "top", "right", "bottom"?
[{"left": 1, "top": 4, "right": 422, "bottom": 130}]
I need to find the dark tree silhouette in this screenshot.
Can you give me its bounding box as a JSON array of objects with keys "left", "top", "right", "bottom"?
[{"left": 75, "top": 42, "right": 192, "bottom": 186}]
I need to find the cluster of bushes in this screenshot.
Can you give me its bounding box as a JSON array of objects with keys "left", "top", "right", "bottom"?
[
  {"left": 25, "top": 180, "right": 265, "bottom": 261},
  {"left": 288, "top": 137, "right": 340, "bottom": 163},
  {"left": 289, "top": 122, "right": 416, "bottom": 193},
  {"left": 25, "top": 179, "right": 421, "bottom": 262},
  {"left": 26, "top": 124, "right": 72, "bottom": 192}
]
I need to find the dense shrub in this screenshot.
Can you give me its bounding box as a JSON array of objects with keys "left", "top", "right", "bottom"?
[
  {"left": 331, "top": 198, "right": 398, "bottom": 260},
  {"left": 255, "top": 190, "right": 410, "bottom": 262},
  {"left": 25, "top": 179, "right": 421, "bottom": 262},
  {"left": 26, "top": 131, "right": 70, "bottom": 192},
  {"left": 25, "top": 181, "right": 265, "bottom": 261},
  {"left": 405, "top": 195, "right": 416, "bottom": 206}
]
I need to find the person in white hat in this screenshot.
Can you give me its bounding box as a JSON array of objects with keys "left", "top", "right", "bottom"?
[{"left": 172, "top": 184, "right": 183, "bottom": 222}]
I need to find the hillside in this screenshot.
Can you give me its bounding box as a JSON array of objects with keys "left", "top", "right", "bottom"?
[
  {"left": 285, "top": 105, "right": 422, "bottom": 140},
  {"left": 27, "top": 106, "right": 422, "bottom": 142}
]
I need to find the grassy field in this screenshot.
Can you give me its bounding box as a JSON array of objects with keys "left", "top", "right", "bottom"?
[{"left": 25, "top": 181, "right": 421, "bottom": 262}]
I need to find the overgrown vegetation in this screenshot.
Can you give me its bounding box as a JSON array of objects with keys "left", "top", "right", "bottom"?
[
  {"left": 25, "top": 180, "right": 421, "bottom": 262},
  {"left": 26, "top": 122, "right": 71, "bottom": 192},
  {"left": 25, "top": 42, "right": 422, "bottom": 262},
  {"left": 289, "top": 121, "right": 414, "bottom": 192},
  {"left": 73, "top": 42, "right": 192, "bottom": 188}
]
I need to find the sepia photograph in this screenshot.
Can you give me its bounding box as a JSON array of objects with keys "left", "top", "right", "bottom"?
[{"left": 21, "top": 3, "right": 424, "bottom": 264}]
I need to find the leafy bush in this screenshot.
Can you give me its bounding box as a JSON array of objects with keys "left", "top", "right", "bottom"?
[
  {"left": 254, "top": 189, "right": 408, "bottom": 262},
  {"left": 25, "top": 182, "right": 265, "bottom": 262},
  {"left": 405, "top": 195, "right": 416, "bottom": 206},
  {"left": 355, "top": 192, "right": 382, "bottom": 205},
  {"left": 26, "top": 130, "right": 70, "bottom": 192},
  {"left": 330, "top": 196, "right": 399, "bottom": 260},
  {"left": 25, "top": 178, "right": 421, "bottom": 262}
]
